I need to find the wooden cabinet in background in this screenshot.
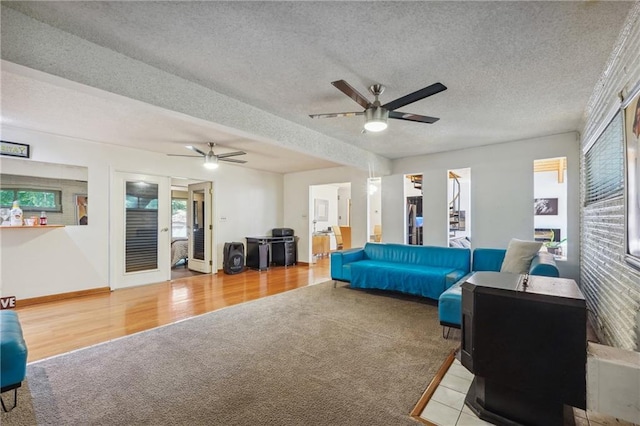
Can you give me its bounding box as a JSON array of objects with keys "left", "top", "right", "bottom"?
[{"left": 312, "top": 234, "right": 330, "bottom": 257}]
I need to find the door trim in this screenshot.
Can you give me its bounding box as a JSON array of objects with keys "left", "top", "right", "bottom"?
[
  {"left": 187, "top": 181, "right": 213, "bottom": 274},
  {"left": 110, "top": 170, "right": 171, "bottom": 289}
]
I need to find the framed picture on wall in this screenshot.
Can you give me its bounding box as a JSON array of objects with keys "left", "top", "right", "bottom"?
[
  {"left": 534, "top": 198, "right": 558, "bottom": 215},
  {"left": 75, "top": 194, "right": 88, "bottom": 225},
  {"left": 624, "top": 82, "right": 640, "bottom": 269},
  {"left": 314, "top": 199, "right": 329, "bottom": 221}
]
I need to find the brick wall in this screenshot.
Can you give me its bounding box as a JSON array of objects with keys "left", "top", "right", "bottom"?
[{"left": 581, "top": 3, "right": 640, "bottom": 351}]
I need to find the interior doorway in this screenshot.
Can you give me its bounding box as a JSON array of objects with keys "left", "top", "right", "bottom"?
[
  {"left": 187, "top": 181, "right": 213, "bottom": 273},
  {"left": 448, "top": 168, "right": 471, "bottom": 248},
  {"left": 405, "top": 174, "right": 423, "bottom": 245},
  {"left": 534, "top": 157, "right": 567, "bottom": 261},
  {"left": 309, "top": 182, "right": 351, "bottom": 263},
  {"left": 170, "top": 177, "right": 213, "bottom": 280}
]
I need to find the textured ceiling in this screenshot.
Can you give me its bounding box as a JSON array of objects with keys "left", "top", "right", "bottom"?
[
  {"left": 0, "top": 66, "right": 341, "bottom": 174},
  {"left": 0, "top": 1, "right": 635, "bottom": 170}
]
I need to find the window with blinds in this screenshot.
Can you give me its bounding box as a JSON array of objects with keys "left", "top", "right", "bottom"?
[
  {"left": 584, "top": 112, "right": 624, "bottom": 205},
  {"left": 125, "top": 182, "right": 158, "bottom": 273}
]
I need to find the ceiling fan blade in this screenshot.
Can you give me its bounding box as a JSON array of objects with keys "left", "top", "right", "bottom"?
[
  {"left": 167, "top": 154, "right": 202, "bottom": 157},
  {"left": 389, "top": 111, "right": 440, "bottom": 124},
  {"left": 216, "top": 151, "right": 246, "bottom": 159},
  {"left": 382, "top": 82, "right": 447, "bottom": 111},
  {"left": 309, "top": 112, "right": 365, "bottom": 119},
  {"left": 219, "top": 158, "right": 247, "bottom": 164},
  {"left": 186, "top": 145, "right": 207, "bottom": 156},
  {"left": 331, "top": 80, "right": 372, "bottom": 109}
]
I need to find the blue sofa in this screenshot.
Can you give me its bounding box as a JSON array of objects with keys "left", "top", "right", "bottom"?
[
  {"left": 331, "top": 242, "right": 471, "bottom": 300},
  {"left": 0, "top": 310, "right": 28, "bottom": 412},
  {"left": 438, "top": 248, "right": 559, "bottom": 331}
]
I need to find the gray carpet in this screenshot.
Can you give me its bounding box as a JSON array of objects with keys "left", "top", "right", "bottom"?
[{"left": 1, "top": 281, "right": 458, "bottom": 425}]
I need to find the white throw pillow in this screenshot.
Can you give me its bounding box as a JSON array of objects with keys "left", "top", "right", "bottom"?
[{"left": 500, "top": 239, "right": 543, "bottom": 274}]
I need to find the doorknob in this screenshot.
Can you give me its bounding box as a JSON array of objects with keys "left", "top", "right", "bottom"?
[{"left": 160, "top": 227, "right": 169, "bottom": 232}]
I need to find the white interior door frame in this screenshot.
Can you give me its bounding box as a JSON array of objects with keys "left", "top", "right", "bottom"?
[{"left": 187, "top": 181, "right": 213, "bottom": 273}]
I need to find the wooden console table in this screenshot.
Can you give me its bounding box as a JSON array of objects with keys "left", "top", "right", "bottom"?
[{"left": 312, "top": 234, "right": 330, "bottom": 257}]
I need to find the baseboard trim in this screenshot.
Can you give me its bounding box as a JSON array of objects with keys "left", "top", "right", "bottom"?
[
  {"left": 18, "top": 287, "right": 111, "bottom": 307},
  {"left": 410, "top": 347, "right": 458, "bottom": 424},
  {"left": 216, "top": 263, "right": 311, "bottom": 271}
]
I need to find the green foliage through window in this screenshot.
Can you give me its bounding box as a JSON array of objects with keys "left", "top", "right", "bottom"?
[
  {"left": 172, "top": 199, "right": 187, "bottom": 214},
  {"left": 0, "top": 189, "right": 61, "bottom": 212}
]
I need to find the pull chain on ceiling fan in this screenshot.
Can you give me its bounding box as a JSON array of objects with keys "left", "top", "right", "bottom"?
[
  {"left": 309, "top": 80, "right": 447, "bottom": 132},
  {"left": 167, "top": 142, "right": 247, "bottom": 169}
]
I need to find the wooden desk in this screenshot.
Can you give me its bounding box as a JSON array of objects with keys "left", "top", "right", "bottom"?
[{"left": 312, "top": 234, "right": 330, "bottom": 257}]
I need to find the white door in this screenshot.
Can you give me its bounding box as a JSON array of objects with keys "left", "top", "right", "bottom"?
[
  {"left": 187, "top": 181, "right": 212, "bottom": 273},
  {"left": 111, "top": 172, "right": 171, "bottom": 289}
]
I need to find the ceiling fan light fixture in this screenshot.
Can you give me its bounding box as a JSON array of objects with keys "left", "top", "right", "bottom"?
[
  {"left": 364, "top": 107, "right": 389, "bottom": 132},
  {"left": 204, "top": 154, "right": 219, "bottom": 169}
]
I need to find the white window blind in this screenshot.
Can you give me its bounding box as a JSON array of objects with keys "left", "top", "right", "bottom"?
[{"left": 584, "top": 112, "right": 624, "bottom": 205}]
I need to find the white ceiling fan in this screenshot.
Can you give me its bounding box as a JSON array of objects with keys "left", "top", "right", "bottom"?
[{"left": 167, "top": 142, "right": 247, "bottom": 169}]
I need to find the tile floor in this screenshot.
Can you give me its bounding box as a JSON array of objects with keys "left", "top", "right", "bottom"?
[{"left": 419, "top": 357, "right": 638, "bottom": 426}]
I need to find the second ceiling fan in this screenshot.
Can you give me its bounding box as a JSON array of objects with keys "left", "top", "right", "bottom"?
[
  {"left": 309, "top": 80, "right": 447, "bottom": 132},
  {"left": 168, "top": 142, "right": 247, "bottom": 169}
]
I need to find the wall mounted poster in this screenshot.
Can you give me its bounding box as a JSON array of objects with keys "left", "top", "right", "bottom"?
[
  {"left": 314, "top": 199, "right": 328, "bottom": 221},
  {"left": 534, "top": 198, "right": 558, "bottom": 215},
  {"left": 625, "top": 86, "right": 640, "bottom": 269}
]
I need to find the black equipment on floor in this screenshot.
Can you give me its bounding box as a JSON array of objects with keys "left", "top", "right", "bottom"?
[
  {"left": 245, "top": 237, "right": 271, "bottom": 271},
  {"left": 223, "top": 242, "right": 245, "bottom": 275}
]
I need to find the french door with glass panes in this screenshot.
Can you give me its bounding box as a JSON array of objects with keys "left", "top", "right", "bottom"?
[
  {"left": 187, "top": 181, "right": 212, "bottom": 273},
  {"left": 111, "top": 172, "right": 170, "bottom": 289}
]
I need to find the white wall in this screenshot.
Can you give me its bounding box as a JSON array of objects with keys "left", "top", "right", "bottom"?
[
  {"left": 283, "top": 167, "right": 369, "bottom": 263},
  {"left": 384, "top": 132, "right": 581, "bottom": 281},
  {"left": 0, "top": 126, "right": 283, "bottom": 300},
  {"left": 381, "top": 174, "right": 405, "bottom": 244}
]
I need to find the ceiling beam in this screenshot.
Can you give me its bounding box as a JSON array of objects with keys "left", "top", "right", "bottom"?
[{"left": 0, "top": 6, "right": 391, "bottom": 175}]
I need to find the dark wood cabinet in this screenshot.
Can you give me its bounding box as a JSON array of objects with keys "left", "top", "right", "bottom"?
[
  {"left": 245, "top": 236, "right": 297, "bottom": 270},
  {"left": 461, "top": 272, "right": 586, "bottom": 426},
  {"left": 272, "top": 240, "right": 296, "bottom": 266}
]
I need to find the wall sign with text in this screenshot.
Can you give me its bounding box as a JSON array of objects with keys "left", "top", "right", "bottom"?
[
  {"left": 0, "top": 141, "right": 30, "bottom": 158},
  {"left": 0, "top": 296, "right": 16, "bottom": 309}
]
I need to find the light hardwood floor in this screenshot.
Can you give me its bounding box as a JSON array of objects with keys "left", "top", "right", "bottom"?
[{"left": 16, "top": 258, "right": 331, "bottom": 363}]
